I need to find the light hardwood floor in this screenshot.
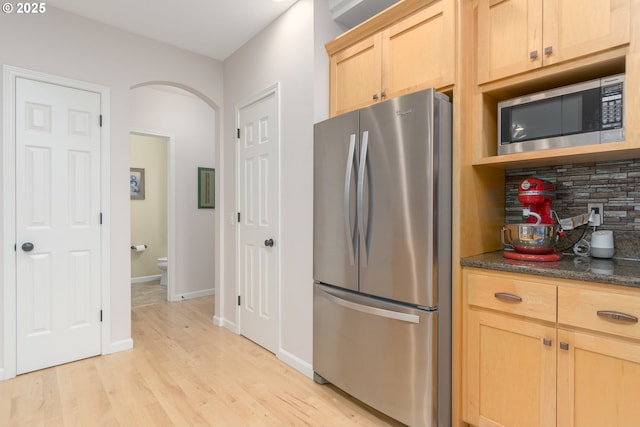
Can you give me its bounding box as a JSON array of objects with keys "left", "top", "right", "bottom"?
[{"left": 0, "top": 296, "right": 401, "bottom": 426}]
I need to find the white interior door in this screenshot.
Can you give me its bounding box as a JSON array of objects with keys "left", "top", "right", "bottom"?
[
  {"left": 15, "top": 77, "right": 102, "bottom": 374},
  {"left": 237, "top": 88, "right": 279, "bottom": 353}
]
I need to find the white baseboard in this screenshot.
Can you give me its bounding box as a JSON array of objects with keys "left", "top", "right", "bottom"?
[
  {"left": 106, "top": 338, "right": 134, "bottom": 354},
  {"left": 174, "top": 288, "right": 215, "bottom": 301},
  {"left": 131, "top": 275, "right": 161, "bottom": 284},
  {"left": 278, "top": 348, "right": 314, "bottom": 379},
  {"left": 214, "top": 315, "right": 236, "bottom": 331}
]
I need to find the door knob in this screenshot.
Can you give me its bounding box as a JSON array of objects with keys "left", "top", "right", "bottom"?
[
  {"left": 21, "top": 242, "right": 34, "bottom": 252},
  {"left": 264, "top": 238, "right": 274, "bottom": 247}
]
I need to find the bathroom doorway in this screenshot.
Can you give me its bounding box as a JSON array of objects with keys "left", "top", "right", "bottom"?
[{"left": 130, "top": 131, "right": 175, "bottom": 305}]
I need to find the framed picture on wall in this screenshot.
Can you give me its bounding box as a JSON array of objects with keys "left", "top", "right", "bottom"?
[
  {"left": 198, "top": 167, "right": 215, "bottom": 209},
  {"left": 130, "top": 168, "right": 145, "bottom": 200}
]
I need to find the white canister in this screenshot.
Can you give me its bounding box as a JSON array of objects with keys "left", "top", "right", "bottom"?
[{"left": 590, "top": 230, "right": 614, "bottom": 258}]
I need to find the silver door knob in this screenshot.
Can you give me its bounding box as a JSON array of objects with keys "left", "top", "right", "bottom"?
[
  {"left": 264, "top": 239, "right": 274, "bottom": 247},
  {"left": 21, "top": 242, "right": 34, "bottom": 252}
]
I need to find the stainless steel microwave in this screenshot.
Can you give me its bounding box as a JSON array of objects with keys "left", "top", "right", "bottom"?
[{"left": 498, "top": 74, "right": 625, "bottom": 155}]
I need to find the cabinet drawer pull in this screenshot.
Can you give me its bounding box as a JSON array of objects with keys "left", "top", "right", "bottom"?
[
  {"left": 597, "top": 310, "right": 638, "bottom": 324},
  {"left": 529, "top": 50, "right": 538, "bottom": 59},
  {"left": 542, "top": 338, "right": 552, "bottom": 346},
  {"left": 544, "top": 46, "right": 553, "bottom": 55},
  {"left": 494, "top": 292, "right": 522, "bottom": 303},
  {"left": 560, "top": 342, "right": 569, "bottom": 351}
]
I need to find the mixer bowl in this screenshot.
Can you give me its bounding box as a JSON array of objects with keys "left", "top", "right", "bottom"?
[{"left": 502, "top": 224, "right": 560, "bottom": 254}]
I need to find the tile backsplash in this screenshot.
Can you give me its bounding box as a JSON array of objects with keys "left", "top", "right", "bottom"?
[{"left": 505, "top": 159, "right": 640, "bottom": 260}]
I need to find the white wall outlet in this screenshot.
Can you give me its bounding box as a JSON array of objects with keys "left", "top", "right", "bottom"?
[{"left": 588, "top": 203, "right": 604, "bottom": 226}]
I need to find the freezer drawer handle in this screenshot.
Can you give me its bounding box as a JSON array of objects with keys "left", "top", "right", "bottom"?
[
  {"left": 494, "top": 292, "right": 522, "bottom": 303},
  {"left": 324, "top": 291, "right": 420, "bottom": 324},
  {"left": 597, "top": 310, "right": 638, "bottom": 324}
]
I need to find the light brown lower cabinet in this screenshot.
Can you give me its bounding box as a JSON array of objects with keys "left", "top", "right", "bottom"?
[
  {"left": 463, "top": 267, "right": 640, "bottom": 427},
  {"left": 557, "top": 328, "right": 640, "bottom": 426},
  {"left": 466, "top": 309, "right": 556, "bottom": 427}
]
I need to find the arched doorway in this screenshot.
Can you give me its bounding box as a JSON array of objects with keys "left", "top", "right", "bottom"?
[{"left": 129, "top": 82, "right": 222, "bottom": 318}]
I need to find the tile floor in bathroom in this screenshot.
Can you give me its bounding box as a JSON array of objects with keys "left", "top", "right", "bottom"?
[{"left": 131, "top": 280, "right": 166, "bottom": 307}]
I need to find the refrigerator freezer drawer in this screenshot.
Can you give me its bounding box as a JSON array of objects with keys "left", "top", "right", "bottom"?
[{"left": 313, "top": 283, "right": 437, "bottom": 427}]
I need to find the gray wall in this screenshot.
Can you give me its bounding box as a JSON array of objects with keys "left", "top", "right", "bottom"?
[{"left": 220, "top": 0, "right": 344, "bottom": 375}]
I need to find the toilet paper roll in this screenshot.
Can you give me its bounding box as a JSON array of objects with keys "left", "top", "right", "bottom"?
[{"left": 133, "top": 244, "right": 146, "bottom": 252}]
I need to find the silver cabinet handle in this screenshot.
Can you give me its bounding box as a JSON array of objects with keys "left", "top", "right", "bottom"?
[
  {"left": 530, "top": 50, "right": 538, "bottom": 59},
  {"left": 343, "top": 134, "right": 357, "bottom": 265},
  {"left": 543, "top": 338, "right": 552, "bottom": 346},
  {"left": 494, "top": 292, "right": 522, "bottom": 303},
  {"left": 544, "top": 46, "right": 553, "bottom": 55},
  {"left": 597, "top": 310, "right": 638, "bottom": 324},
  {"left": 324, "top": 291, "right": 420, "bottom": 324}
]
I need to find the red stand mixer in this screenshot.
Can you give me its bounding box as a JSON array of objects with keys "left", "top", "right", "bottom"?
[{"left": 502, "top": 178, "right": 563, "bottom": 261}]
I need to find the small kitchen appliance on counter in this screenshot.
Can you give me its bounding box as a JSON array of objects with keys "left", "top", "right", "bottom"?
[{"left": 502, "top": 178, "right": 563, "bottom": 261}]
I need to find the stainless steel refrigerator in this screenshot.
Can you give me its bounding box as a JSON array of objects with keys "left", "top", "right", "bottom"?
[{"left": 313, "top": 88, "right": 452, "bottom": 427}]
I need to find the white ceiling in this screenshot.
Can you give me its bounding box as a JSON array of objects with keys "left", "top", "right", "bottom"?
[{"left": 46, "top": 0, "right": 300, "bottom": 60}]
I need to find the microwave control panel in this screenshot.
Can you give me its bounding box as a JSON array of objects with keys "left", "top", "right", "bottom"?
[{"left": 601, "top": 81, "right": 624, "bottom": 130}]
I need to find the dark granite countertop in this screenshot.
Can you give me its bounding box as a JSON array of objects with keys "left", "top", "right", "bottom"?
[{"left": 461, "top": 251, "right": 640, "bottom": 288}]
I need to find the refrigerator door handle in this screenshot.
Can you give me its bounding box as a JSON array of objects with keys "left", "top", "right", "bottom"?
[
  {"left": 324, "top": 288, "right": 420, "bottom": 324},
  {"left": 344, "top": 134, "right": 358, "bottom": 265},
  {"left": 357, "top": 131, "right": 369, "bottom": 267}
]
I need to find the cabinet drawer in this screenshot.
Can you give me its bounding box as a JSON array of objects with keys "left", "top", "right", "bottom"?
[
  {"left": 558, "top": 287, "right": 640, "bottom": 340},
  {"left": 466, "top": 270, "right": 556, "bottom": 322}
]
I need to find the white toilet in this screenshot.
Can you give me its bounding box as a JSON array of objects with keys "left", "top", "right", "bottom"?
[{"left": 156, "top": 257, "right": 168, "bottom": 285}]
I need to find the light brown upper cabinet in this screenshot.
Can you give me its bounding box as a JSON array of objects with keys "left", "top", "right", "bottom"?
[
  {"left": 477, "top": 0, "right": 630, "bottom": 85},
  {"left": 328, "top": 0, "right": 455, "bottom": 117}
]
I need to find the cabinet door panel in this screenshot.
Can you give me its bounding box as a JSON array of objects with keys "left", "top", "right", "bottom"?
[
  {"left": 466, "top": 309, "right": 556, "bottom": 427},
  {"left": 542, "top": 0, "right": 630, "bottom": 67},
  {"left": 477, "top": 0, "right": 543, "bottom": 84},
  {"left": 557, "top": 329, "right": 640, "bottom": 427},
  {"left": 383, "top": 0, "right": 454, "bottom": 97},
  {"left": 330, "top": 34, "right": 382, "bottom": 116}
]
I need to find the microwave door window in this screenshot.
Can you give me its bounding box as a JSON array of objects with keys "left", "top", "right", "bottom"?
[
  {"left": 561, "top": 93, "right": 583, "bottom": 134},
  {"left": 511, "top": 98, "right": 562, "bottom": 141},
  {"left": 580, "top": 87, "right": 603, "bottom": 132}
]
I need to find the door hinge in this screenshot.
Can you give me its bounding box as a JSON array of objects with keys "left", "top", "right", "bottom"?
[
  {"left": 99, "top": 115, "right": 103, "bottom": 127},
  {"left": 237, "top": 212, "right": 241, "bottom": 222},
  {"left": 100, "top": 310, "right": 103, "bottom": 322},
  {"left": 238, "top": 295, "right": 241, "bottom": 306},
  {"left": 237, "top": 128, "right": 240, "bottom": 138},
  {"left": 99, "top": 212, "right": 103, "bottom": 225}
]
